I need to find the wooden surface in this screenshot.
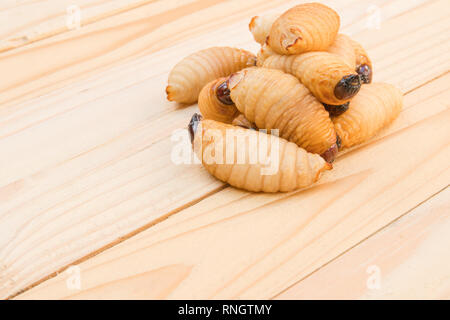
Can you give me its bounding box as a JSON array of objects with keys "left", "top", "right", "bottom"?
[{"left": 0, "top": 0, "right": 449, "bottom": 299}]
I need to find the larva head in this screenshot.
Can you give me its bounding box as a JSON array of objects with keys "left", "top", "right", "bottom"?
[
  {"left": 323, "top": 102, "right": 350, "bottom": 117},
  {"left": 334, "top": 74, "right": 361, "bottom": 100},
  {"left": 320, "top": 142, "right": 339, "bottom": 164},
  {"left": 214, "top": 71, "right": 245, "bottom": 105},
  {"left": 356, "top": 64, "right": 373, "bottom": 84},
  {"left": 198, "top": 78, "right": 239, "bottom": 124},
  {"left": 216, "top": 81, "right": 234, "bottom": 105},
  {"left": 188, "top": 113, "right": 203, "bottom": 144}
]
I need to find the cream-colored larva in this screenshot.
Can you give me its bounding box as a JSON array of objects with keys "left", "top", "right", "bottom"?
[
  {"left": 262, "top": 52, "right": 361, "bottom": 105},
  {"left": 221, "top": 67, "right": 339, "bottom": 161},
  {"left": 249, "top": 14, "right": 278, "bottom": 45},
  {"left": 189, "top": 114, "right": 331, "bottom": 192},
  {"left": 333, "top": 83, "right": 403, "bottom": 148},
  {"left": 267, "top": 3, "right": 340, "bottom": 55},
  {"left": 166, "top": 47, "right": 256, "bottom": 104}
]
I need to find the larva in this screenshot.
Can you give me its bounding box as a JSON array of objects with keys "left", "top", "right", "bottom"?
[
  {"left": 349, "top": 38, "right": 373, "bottom": 84},
  {"left": 262, "top": 52, "right": 361, "bottom": 105},
  {"left": 198, "top": 77, "right": 240, "bottom": 124},
  {"left": 166, "top": 47, "right": 257, "bottom": 104},
  {"left": 189, "top": 114, "right": 331, "bottom": 192},
  {"left": 218, "top": 67, "right": 338, "bottom": 162},
  {"left": 250, "top": 12, "right": 368, "bottom": 79},
  {"left": 268, "top": 3, "right": 340, "bottom": 55},
  {"left": 249, "top": 14, "right": 278, "bottom": 45},
  {"left": 256, "top": 43, "right": 276, "bottom": 67},
  {"left": 326, "top": 34, "right": 356, "bottom": 70},
  {"left": 333, "top": 83, "right": 403, "bottom": 149}
]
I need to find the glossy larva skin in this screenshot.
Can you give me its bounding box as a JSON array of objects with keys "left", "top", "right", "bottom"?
[
  {"left": 333, "top": 83, "right": 403, "bottom": 148},
  {"left": 262, "top": 52, "right": 360, "bottom": 105},
  {"left": 198, "top": 78, "right": 240, "bottom": 124},
  {"left": 193, "top": 119, "right": 331, "bottom": 192},
  {"left": 326, "top": 34, "right": 356, "bottom": 70},
  {"left": 268, "top": 3, "right": 340, "bottom": 55},
  {"left": 249, "top": 14, "right": 278, "bottom": 45},
  {"left": 228, "top": 67, "right": 337, "bottom": 155},
  {"left": 166, "top": 47, "right": 256, "bottom": 104}
]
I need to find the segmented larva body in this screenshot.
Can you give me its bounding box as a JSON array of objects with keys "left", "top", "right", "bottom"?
[
  {"left": 166, "top": 47, "right": 256, "bottom": 104},
  {"left": 225, "top": 67, "right": 338, "bottom": 159},
  {"left": 198, "top": 78, "right": 240, "bottom": 124},
  {"left": 326, "top": 34, "right": 356, "bottom": 70},
  {"left": 333, "top": 83, "right": 403, "bottom": 148},
  {"left": 190, "top": 116, "right": 331, "bottom": 192},
  {"left": 262, "top": 52, "right": 361, "bottom": 105},
  {"left": 249, "top": 14, "right": 278, "bottom": 45},
  {"left": 349, "top": 38, "right": 373, "bottom": 83},
  {"left": 268, "top": 3, "right": 340, "bottom": 55},
  {"left": 249, "top": 11, "right": 369, "bottom": 80},
  {"left": 256, "top": 43, "right": 276, "bottom": 67}
]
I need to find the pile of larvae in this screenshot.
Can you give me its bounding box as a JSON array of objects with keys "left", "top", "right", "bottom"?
[{"left": 166, "top": 2, "right": 403, "bottom": 193}]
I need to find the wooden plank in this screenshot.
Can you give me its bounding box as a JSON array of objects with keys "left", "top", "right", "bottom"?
[
  {"left": 0, "top": 0, "right": 430, "bottom": 107},
  {"left": 1, "top": 0, "right": 448, "bottom": 298},
  {"left": 276, "top": 187, "right": 450, "bottom": 300},
  {"left": 13, "top": 73, "right": 450, "bottom": 299},
  {"left": 0, "top": 0, "right": 295, "bottom": 107}
]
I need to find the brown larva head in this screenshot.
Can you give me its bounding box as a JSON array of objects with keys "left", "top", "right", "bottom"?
[
  {"left": 216, "top": 80, "right": 234, "bottom": 105},
  {"left": 188, "top": 113, "right": 203, "bottom": 144},
  {"left": 198, "top": 78, "right": 239, "bottom": 124},
  {"left": 320, "top": 142, "right": 339, "bottom": 164},
  {"left": 334, "top": 74, "right": 361, "bottom": 100},
  {"left": 356, "top": 64, "right": 373, "bottom": 84},
  {"left": 323, "top": 102, "right": 350, "bottom": 117}
]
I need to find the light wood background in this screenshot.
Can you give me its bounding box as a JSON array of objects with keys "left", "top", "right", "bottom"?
[{"left": 0, "top": 0, "right": 449, "bottom": 299}]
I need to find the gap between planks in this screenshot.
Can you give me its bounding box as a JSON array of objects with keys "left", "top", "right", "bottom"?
[
  {"left": 9, "top": 70, "right": 450, "bottom": 299},
  {"left": 271, "top": 185, "right": 449, "bottom": 299},
  {"left": 0, "top": 0, "right": 446, "bottom": 300},
  {"left": 7, "top": 185, "right": 227, "bottom": 299}
]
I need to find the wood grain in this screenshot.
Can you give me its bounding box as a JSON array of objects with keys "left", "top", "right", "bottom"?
[
  {"left": 15, "top": 73, "right": 450, "bottom": 299},
  {"left": 0, "top": 0, "right": 293, "bottom": 107},
  {"left": 276, "top": 187, "right": 450, "bottom": 300},
  {"left": 1, "top": 0, "right": 449, "bottom": 299}
]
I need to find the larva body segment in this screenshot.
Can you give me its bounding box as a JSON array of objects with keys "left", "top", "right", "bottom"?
[
  {"left": 249, "top": 14, "right": 278, "bottom": 45},
  {"left": 226, "top": 67, "right": 337, "bottom": 157},
  {"left": 326, "top": 34, "right": 356, "bottom": 70},
  {"left": 268, "top": 3, "right": 340, "bottom": 55},
  {"left": 198, "top": 78, "right": 240, "bottom": 124},
  {"left": 349, "top": 38, "right": 373, "bottom": 83},
  {"left": 256, "top": 43, "right": 276, "bottom": 67},
  {"left": 166, "top": 47, "right": 257, "bottom": 104},
  {"left": 333, "top": 83, "right": 403, "bottom": 148},
  {"left": 191, "top": 116, "right": 331, "bottom": 192},
  {"left": 262, "top": 52, "right": 361, "bottom": 105}
]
